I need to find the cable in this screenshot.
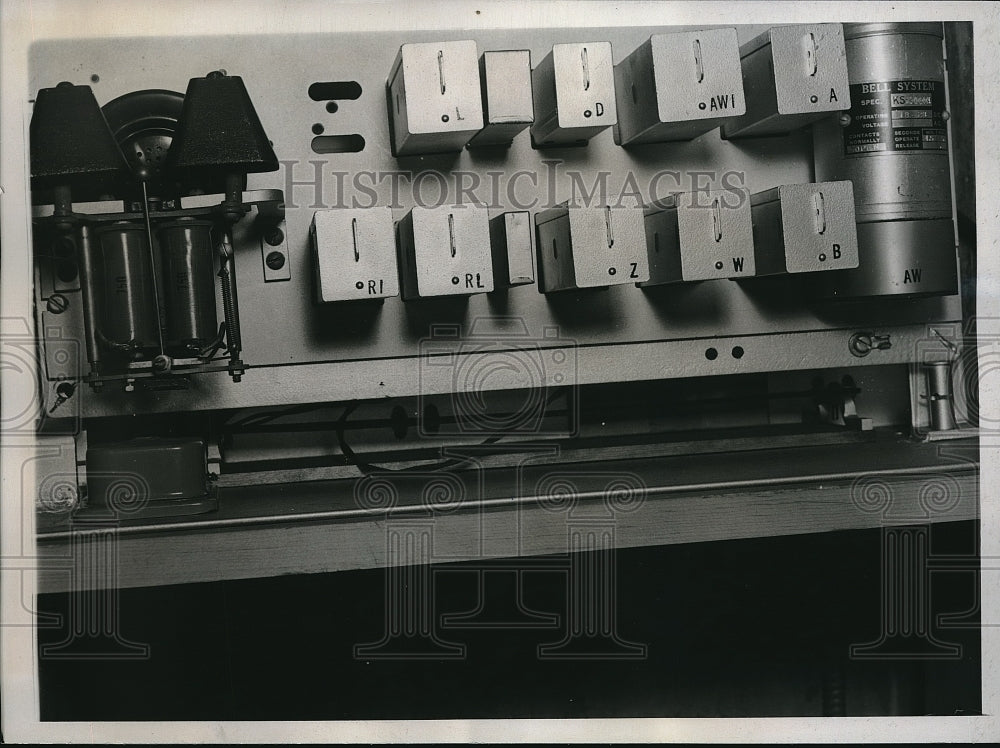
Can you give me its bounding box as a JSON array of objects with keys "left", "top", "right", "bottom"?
[
  {"left": 197, "top": 321, "right": 228, "bottom": 359},
  {"left": 334, "top": 386, "right": 572, "bottom": 476},
  {"left": 220, "top": 386, "right": 574, "bottom": 475}
]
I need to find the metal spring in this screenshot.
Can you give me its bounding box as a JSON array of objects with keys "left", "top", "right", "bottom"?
[{"left": 219, "top": 257, "right": 242, "bottom": 355}]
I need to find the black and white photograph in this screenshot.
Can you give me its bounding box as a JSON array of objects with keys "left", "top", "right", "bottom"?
[{"left": 0, "top": 0, "right": 998, "bottom": 742}]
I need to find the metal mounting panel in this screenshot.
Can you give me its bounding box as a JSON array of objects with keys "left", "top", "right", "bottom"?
[{"left": 28, "top": 24, "right": 963, "bottom": 418}]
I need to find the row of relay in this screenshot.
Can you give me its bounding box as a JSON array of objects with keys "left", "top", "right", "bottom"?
[
  {"left": 310, "top": 180, "right": 858, "bottom": 301},
  {"left": 388, "top": 24, "right": 850, "bottom": 154}
]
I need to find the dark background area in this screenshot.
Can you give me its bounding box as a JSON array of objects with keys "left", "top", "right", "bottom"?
[{"left": 38, "top": 520, "right": 980, "bottom": 720}]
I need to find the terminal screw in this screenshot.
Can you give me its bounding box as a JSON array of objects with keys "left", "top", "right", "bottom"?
[
  {"left": 265, "top": 251, "right": 286, "bottom": 270},
  {"left": 849, "top": 331, "right": 892, "bottom": 358},
  {"left": 46, "top": 294, "right": 69, "bottom": 314},
  {"left": 152, "top": 354, "right": 173, "bottom": 374},
  {"left": 264, "top": 227, "right": 285, "bottom": 246},
  {"left": 48, "top": 380, "right": 76, "bottom": 413}
]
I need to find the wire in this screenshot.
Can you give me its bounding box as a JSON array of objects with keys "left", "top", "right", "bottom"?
[
  {"left": 221, "top": 386, "right": 573, "bottom": 475},
  {"left": 335, "top": 386, "right": 572, "bottom": 476},
  {"left": 333, "top": 400, "right": 502, "bottom": 475},
  {"left": 197, "top": 322, "right": 228, "bottom": 359},
  {"left": 225, "top": 401, "right": 336, "bottom": 430}
]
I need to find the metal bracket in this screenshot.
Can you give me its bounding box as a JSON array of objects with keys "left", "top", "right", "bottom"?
[{"left": 812, "top": 375, "right": 872, "bottom": 431}]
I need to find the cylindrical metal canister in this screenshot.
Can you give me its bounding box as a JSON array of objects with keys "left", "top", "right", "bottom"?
[
  {"left": 813, "top": 22, "right": 958, "bottom": 298},
  {"left": 96, "top": 222, "right": 160, "bottom": 353},
  {"left": 924, "top": 360, "right": 958, "bottom": 431},
  {"left": 157, "top": 219, "right": 218, "bottom": 354}
]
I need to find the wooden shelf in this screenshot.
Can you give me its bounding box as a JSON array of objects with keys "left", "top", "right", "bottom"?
[{"left": 36, "top": 436, "right": 979, "bottom": 593}]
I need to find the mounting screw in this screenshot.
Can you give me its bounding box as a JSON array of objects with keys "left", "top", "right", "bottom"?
[
  {"left": 46, "top": 294, "right": 69, "bottom": 314},
  {"left": 849, "top": 331, "right": 892, "bottom": 358},
  {"left": 849, "top": 332, "right": 873, "bottom": 357},
  {"left": 152, "top": 354, "right": 173, "bottom": 374},
  {"left": 265, "top": 251, "right": 286, "bottom": 270},
  {"left": 264, "top": 227, "right": 285, "bottom": 246},
  {"left": 48, "top": 380, "right": 76, "bottom": 414}
]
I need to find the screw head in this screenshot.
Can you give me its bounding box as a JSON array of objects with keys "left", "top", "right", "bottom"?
[
  {"left": 46, "top": 294, "right": 69, "bottom": 314},
  {"left": 848, "top": 332, "right": 872, "bottom": 358},
  {"left": 265, "top": 251, "right": 286, "bottom": 270},
  {"left": 264, "top": 227, "right": 285, "bottom": 246},
  {"left": 152, "top": 354, "right": 173, "bottom": 373}
]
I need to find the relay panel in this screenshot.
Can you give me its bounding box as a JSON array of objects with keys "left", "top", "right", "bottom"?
[{"left": 28, "top": 22, "right": 963, "bottom": 426}]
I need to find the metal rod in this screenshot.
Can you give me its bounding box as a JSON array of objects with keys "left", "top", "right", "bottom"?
[
  {"left": 37, "top": 461, "right": 976, "bottom": 541},
  {"left": 50, "top": 183, "right": 103, "bottom": 384},
  {"left": 218, "top": 230, "right": 244, "bottom": 380},
  {"left": 140, "top": 180, "right": 166, "bottom": 355},
  {"left": 75, "top": 225, "right": 103, "bottom": 383},
  {"left": 217, "top": 172, "right": 247, "bottom": 382}
]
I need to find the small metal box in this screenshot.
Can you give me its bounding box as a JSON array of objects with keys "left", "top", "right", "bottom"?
[
  {"left": 530, "top": 42, "right": 617, "bottom": 147},
  {"left": 750, "top": 180, "right": 859, "bottom": 275},
  {"left": 311, "top": 208, "right": 399, "bottom": 302},
  {"left": 468, "top": 50, "right": 534, "bottom": 148},
  {"left": 86, "top": 437, "right": 214, "bottom": 518},
  {"left": 535, "top": 205, "right": 648, "bottom": 292},
  {"left": 614, "top": 29, "right": 745, "bottom": 145},
  {"left": 722, "top": 24, "right": 850, "bottom": 139},
  {"left": 387, "top": 40, "right": 484, "bottom": 156},
  {"left": 490, "top": 211, "right": 535, "bottom": 287},
  {"left": 397, "top": 205, "right": 494, "bottom": 299},
  {"left": 641, "top": 188, "right": 755, "bottom": 285}
]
